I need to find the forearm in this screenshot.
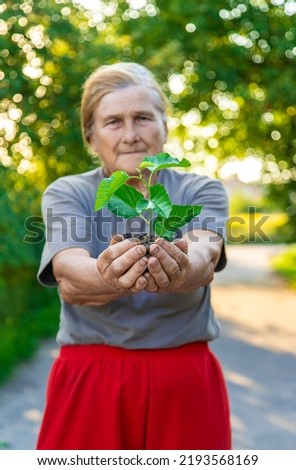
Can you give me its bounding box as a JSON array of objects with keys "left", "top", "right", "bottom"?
[
  {"left": 182, "top": 230, "right": 224, "bottom": 291},
  {"left": 53, "top": 248, "right": 122, "bottom": 306}
]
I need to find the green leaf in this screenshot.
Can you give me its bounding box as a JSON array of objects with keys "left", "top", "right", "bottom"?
[
  {"left": 94, "top": 171, "right": 130, "bottom": 211},
  {"left": 107, "top": 185, "right": 149, "bottom": 219},
  {"left": 139, "top": 152, "right": 191, "bottom": 173},
  {"left": 153, "top": 204, "right": 203, "bottom": 240},
  {"left": 136, "top": 198, "right": 155, "bottom": 212},
  {"left": 149, "top": 183, "right": 172, "bottom": 218}
]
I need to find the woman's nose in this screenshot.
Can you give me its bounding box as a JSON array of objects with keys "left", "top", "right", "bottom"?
[{"left": 122, "top": 121, "right": 139, "bottom": 143}]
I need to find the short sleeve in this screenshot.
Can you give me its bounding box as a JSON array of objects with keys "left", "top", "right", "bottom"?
[
  {"left": 182, "top": 176, "right": 229, "bottom": 272},
  {"left": 37, "top": 178, "right": 94, "bottom": 287}
]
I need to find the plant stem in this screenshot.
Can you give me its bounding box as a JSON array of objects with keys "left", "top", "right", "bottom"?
[
  {"left": 146, "top": 172, "right": 153, "bottom": 237},
  {"left": 139, "top": 214, "right": 150, "bottom": 227},
  {"left": 147, "top": 171, "right": 154, "bottom": 190},
  {"left": 127, "top": 175, "right": 147, "bottom": 187},
  {"left": 147, "top": 208, "right": 153, "bottom": 237},
  {"left": 128, "top": 172, "right": 154, "bottom": 236}
]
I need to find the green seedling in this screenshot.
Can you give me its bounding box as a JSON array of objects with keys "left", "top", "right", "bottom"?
[{"left": 94, "top": 152, "right": 203, "bottom": 241}]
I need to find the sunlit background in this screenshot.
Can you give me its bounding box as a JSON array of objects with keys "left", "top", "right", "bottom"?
[
  {"left": 0, "top": 0, "right": 296, "bottom": 385},
  {"left": 1, "top": 1, "right": 295, "bottom": 190}
]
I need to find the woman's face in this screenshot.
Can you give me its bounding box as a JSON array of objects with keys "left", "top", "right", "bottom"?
[{"left": 89, "top": 85, "right": 167, "bottom": 176}]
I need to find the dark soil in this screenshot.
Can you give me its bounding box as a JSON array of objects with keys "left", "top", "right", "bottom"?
[{"left": 123, "top": 232, "right": 156, "bottom": 254}]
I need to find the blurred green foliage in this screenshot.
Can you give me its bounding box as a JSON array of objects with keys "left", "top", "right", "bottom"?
[
  {"left": 0, "top": 172, "right": 59, "bottom": 383},
  {"left": 0, "top": 266, "right": 59, "bottom": 384},
  {"left": 1, "top": 0, "right": 295, "bottom": 219},
  {"left": 0, "top": 0, "right": 295, "bottom": 380},
  {"left": 271, "top": 244, "right": 296, "bottom": 289}
]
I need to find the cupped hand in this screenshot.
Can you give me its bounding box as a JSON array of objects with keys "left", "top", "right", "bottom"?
[
  {"left": 144, "top": 238, "right": 192, "bottom": 293},
  {"left": 96, "top": 235, "right": 148, "bottom": 294}
]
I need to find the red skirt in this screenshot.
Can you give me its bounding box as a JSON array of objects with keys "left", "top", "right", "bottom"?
[{"left": 36, "top": 342, "right": 231, "bottom": 450}]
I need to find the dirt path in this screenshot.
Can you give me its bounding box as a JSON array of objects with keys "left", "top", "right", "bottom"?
[
  {"left": 211, "top": 244, "right": 296, "bottom": 449},
  {"left": 213, "top": 244, "right": 296, "bottom": 355},
  {"left": 0, "top": 244, "right": 295, "bottom": 450}
]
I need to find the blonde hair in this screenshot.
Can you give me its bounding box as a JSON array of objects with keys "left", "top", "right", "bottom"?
[{"left": 81, "top": 62, "right": 169, "bottom": 146}]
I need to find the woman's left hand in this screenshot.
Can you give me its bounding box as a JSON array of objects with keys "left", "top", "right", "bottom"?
[
  {"left": 144, "top": 238, "right": 192, "bottom": 293},
  {"left": 144, "top": 230, "right": 223, "bottom": 293}
]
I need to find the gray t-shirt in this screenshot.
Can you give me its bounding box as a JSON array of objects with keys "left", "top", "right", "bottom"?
[{"left": 37, "top": 168, "right": 228, "bottom": 349}]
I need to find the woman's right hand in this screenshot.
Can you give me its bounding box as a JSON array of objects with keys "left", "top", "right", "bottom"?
[{"left": 96, "top": 235, "right": 149, "bottom": 294}]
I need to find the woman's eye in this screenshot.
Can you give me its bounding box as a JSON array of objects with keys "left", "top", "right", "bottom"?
[
  {"left": 106, "top": 119, "right": 119, "bottom": 127},
  {"left": 137, "top": 115, "right": 150, "bottom": 121}
]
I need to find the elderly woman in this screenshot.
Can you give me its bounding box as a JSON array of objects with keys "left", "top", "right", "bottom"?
[{"left": 36, "top": 62, "right": 231, "bottom": 450}]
